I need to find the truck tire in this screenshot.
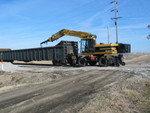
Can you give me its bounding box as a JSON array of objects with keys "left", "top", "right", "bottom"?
[
  {"left": 98, "top": 56, "right": 107, "bottom": 67},
  {"left": 78, "top": 57, "right": 86, "bottom": 67}
]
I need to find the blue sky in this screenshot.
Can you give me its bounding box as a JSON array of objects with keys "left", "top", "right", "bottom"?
[{"left": 0, "top": 0, "right": 150, "bottom": 53}]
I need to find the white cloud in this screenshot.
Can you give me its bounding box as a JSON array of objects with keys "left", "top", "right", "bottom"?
[
  {"left": 78, "top": 5, "right": 113, "bottom": 29},
  {"left": 119, "top": 23, "right": 149, "bottom": 29}
]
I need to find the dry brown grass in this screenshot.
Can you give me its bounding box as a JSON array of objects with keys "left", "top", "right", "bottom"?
[{"left": 79, "top": 76, "right": 150, "bottom": 113}]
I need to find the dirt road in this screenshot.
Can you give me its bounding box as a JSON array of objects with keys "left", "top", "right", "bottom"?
[{"left": 0, "top": 53, "right": 150, "bottom": 113}]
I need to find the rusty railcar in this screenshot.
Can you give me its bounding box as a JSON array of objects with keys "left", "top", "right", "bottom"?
[{"left": 0, "top": 41, "right": 78, "bottom": 65}]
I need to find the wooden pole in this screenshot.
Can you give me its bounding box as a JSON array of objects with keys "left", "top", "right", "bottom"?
[{"left": 1, "top": 59, "right": 4, "bottom": 70}]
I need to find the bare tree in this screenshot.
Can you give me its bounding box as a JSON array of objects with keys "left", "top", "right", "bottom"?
[{"left": 147, "top": 25, "right": 150, "bottom": 39}]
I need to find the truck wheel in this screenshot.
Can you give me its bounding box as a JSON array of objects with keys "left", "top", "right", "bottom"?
[
  {"left": 89, "top": 61, "right": 97, "bottom": 66},
  {"left": 78, "top": 57, "right": 86, "bottom": 67},
  {"left": 98, "top": 56, "right": 107, "bottom": 67}
]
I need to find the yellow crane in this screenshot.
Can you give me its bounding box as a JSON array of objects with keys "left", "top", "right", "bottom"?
[
  {"left": 41, "top": 29, "right": 97, "bottom": 44},
  {"left": 41, "top": 29, "right": 130, "bottom": 66}
]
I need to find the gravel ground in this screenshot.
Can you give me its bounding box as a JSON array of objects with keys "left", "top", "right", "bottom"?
[{"left": 0, "top": 53, "right": 149, "bottom": 113}]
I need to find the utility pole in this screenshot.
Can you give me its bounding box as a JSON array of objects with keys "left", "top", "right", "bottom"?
[
  {"left": 107, "top": 27, "right": 110, "bottom": 44},
  {"left": 111, "top": 0, "right": 122, "bottom": 44}
]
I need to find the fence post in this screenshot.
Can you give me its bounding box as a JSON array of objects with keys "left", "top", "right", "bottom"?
[{"left": 1, "top": 59, "right": 4, "bottom": 70}]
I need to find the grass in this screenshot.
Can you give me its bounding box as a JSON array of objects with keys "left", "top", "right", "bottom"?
[{"left": 79, "top": 76, "right": 150, "bottom": 113}]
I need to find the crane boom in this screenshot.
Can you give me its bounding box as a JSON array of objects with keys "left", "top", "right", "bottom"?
[{"left": 40, "top": 29, "right": 97, "bottom": 45}]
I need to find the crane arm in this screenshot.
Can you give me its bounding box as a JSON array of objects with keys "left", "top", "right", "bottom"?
[{"left": 40, "top": 29, "right": 97, "bottom": 45}]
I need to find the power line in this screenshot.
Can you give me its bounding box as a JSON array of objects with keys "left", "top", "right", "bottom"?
[{"left": 110, "top": 0, "right": 122, "bottom": 44}]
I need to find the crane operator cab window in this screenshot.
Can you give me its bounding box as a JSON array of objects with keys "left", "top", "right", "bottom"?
[{"left": 80, "top": 39, "right": 96, "bottom": 53}]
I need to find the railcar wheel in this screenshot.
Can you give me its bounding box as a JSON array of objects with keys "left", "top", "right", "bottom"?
[
  {"left": 52, "top": 60, "right": 62, "bottom": 66},
  {"left": 122, "top": 62, "right": 125, "bottom": 66},
  {"left": 52, "top": 60, "right": 56, "bottom": 65},
  {"left": 10, "top": 60, "right": 14, "bottom": 64},
  {"left": 70, "top": 59, "right": 76, "bottom": 66}
]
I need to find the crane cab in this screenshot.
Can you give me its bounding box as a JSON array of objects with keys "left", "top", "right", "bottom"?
[{"left": 80, "top": 38, "right": 96, "bottom": 53}]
